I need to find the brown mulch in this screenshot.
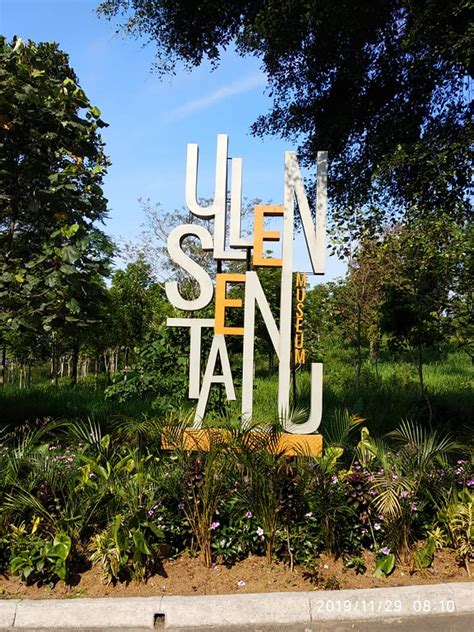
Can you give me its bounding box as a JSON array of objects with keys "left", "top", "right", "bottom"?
[{"left": 0, "top": 549, "right": 470, "bottom": 600}]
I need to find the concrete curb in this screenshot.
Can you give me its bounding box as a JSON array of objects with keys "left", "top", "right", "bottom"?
[{"left": 0, "top": 583, "right": 472, "bottom": 630}]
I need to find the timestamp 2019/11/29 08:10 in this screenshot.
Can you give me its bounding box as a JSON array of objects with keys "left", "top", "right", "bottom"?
[{"left": 312, "top": 598, "right": 456, "bottom": 614}]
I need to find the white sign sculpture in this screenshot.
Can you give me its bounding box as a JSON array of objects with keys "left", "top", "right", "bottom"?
[{"left": 165, "top": 135, "right": 327, "bottom": 433}]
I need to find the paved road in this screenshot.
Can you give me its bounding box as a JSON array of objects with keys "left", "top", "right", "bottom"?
[{"left": 5, "top": 614, "right": 474, "bottom": 632}]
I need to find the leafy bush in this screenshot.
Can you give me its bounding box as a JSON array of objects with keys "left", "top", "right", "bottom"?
[{"left": 9, "top": 523, "right": 71, "bottom": 585}]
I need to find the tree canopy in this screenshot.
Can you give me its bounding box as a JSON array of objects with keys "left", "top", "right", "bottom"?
[
  {"left": 98, "top": 0, "right": 472, "bottom": 238},
  {"left": 0, "top": 37, "right": 113, "bottom": 339}
]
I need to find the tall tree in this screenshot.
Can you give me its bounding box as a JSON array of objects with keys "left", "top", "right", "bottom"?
[
  {"left": 0, "top": 37, "right": 113, "bottom": 381},
  {"left": 98, "top": 0, "right": 472, "bottom": 238},
  {"left": 109, "top": 256, "right": 170, "bottom": 366}
]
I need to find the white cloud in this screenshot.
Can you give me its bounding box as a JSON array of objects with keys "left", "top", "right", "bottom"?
[{"left": 167, "top": 72, "right": 266, "bottom": 121}]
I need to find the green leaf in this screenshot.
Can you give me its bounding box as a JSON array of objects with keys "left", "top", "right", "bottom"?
[
  {"left": 414, "top": 537, "right": 436, "bottom": 569},
  {"left": 132, "top": 529, "right": 151, "bottom": 555},
  {"left": 52, "top": 532, "right": 72, "bottom": 562},
  {"left": 60, "top": 223, "right": 80, "bottom": 239},
  {"left": 66, "top": 298, "right": 81, "bottom": 314},
  {"left": 61, "top": 245, "right": 80, "bottom": 263},
  {"left": 90, "top": 105, "right": 101, "bottom": 118},
  {"left": 373, "top": 554, "right": 395, "bottom": 577}
]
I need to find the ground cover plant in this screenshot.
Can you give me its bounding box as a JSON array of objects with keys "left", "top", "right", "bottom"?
[{"left": 0, "top": 409, "right": 472, "bottom": 591}]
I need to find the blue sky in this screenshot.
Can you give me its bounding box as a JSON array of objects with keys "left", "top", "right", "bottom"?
[{"left": 1, "top": 0, "right": 346, "bottom": 280}]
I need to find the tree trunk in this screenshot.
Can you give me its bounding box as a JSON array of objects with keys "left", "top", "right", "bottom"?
[
  {"left": 26, "top": 359, "right": 32, "bottom": 388},
  {"left": 409, "top": 342, "right": 432, "bottom": 427},
  {"left": 0, "top": 345, "right": 6, "bottom": 386},
  {"left": 355, "top": 305, "right": 362, "bottom": 392},
  {"left": 71, "top": 341, "right": 79, "bottom": 385},
  {"left": 94, "top": 354, "right": 99, "bottom": 388}
]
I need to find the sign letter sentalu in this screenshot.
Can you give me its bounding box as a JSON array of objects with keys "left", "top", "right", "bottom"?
[{"left": 166, "top": 135, "right": 327, "bottom": 434}]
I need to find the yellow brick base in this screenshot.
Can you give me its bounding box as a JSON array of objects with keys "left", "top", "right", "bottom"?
[{"left": 162, "top": 428, "right": 323, "bottom": 456}]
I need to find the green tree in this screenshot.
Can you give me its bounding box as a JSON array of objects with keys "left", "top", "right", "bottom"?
[
  {"left": 0, "top": 37, "right": 113, "bottom": 382},
  {"left": 378, "top": 218, "right": 465, "bottom": 422},
  {"left": 98, "top": 0, "right": 472, "bottom": 238},
  {"left": 109, "top": 256, "right": 170, "bottom": 367}
]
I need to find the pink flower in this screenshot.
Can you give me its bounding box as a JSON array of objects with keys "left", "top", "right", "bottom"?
[
  {"left": 210, "top": 521, "right": 220, "bottom": 530},
  {"left": 245, "top": 511, "right": 252, "bottom": 518},
  {"left": 237, "top": 580, "right": 246, "bottom": 588},
  {"left": 256, "top": 527, "right": 264, "bottom": 537},
  {"left": 305, "top": 512, "right": 313, "bottom": 518},
  {"left": 374, "top": 523, "right": 381, "bottom": 530},
  {"left": 380, "top": 546, "right": 391, "bottom": 556}
]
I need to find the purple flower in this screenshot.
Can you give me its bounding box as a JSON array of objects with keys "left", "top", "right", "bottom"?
[
  {"left": 410, "top": 503, "right": 418, "bottom": 511},
  {"left": 378, "top": 514, "right": 384, "bottom": 521},
  {"left": 467, "top": 479, "right": 474, "bottom": 487},
  {"left": 367, "top": 475, "right": 375, "bottom": 482},
  {"left": 305, "top": 512, "right": 313, "bottom": 518},
  {"left": 256, "top": 527, "right": 264, "bottom": 537},
  {"left": 210, "top": 521, "right": 220, "bottom": 530},
  {"left": 374, "top": 523, "right": 381, "bottom": 531},
  {"left": 245, "top": 511, "right": 252, "bottom": 518},
  {"left": 331, "top": 475, "right": 338, "bottom": 484},
  {"left": 237, "top": 580, "right": 246, "bottom": 588},
  {"left": 147, "top": 509, "right": 154, "bottom": 516},
  {"left": 380, "top": 546, "right": 391, "bottom": 556},
  {"left": 400, "top": 490, "right": 410, "bottom": 498},
  {"left": 178, "top": 503, "right": 185, "bottom": 510}
]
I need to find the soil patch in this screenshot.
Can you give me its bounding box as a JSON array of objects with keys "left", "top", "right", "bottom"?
[{"left": 0, "top": 549, "right": 470, "bottom": 600}]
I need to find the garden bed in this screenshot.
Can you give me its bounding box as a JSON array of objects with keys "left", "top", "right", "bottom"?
[{"left": 0, "top": 550, "right": 470, "bottom": 600}]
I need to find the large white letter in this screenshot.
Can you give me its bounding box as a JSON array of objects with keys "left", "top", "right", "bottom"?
[
  {"left": 278, "top": 151, "right": 327, "bottom": 432},
  {"left": 167, "top": 318, "right": 214, "bottom": 399},
  {"left": 165, "top": 224, "right": 214, "bottom": 311},
  {"left": 194, "top": 334, "right": 236, "bottom": 427},
  {"left": 185, "top": 134, "right": 246, "bottom": 260},
  {"left": 242, "top": 271, "right": 280, "bottom": 421}
]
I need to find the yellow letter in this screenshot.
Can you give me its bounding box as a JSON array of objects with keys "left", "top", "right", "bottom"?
[
  {"left": 253, "top": 205, "right": 284, "bottom": 267},
  {"left": 295, "top": 348, "right": 306, "bottom": 364},
  {"left": 215, "top": 273, "right": 245, "bottom": 335},
  {"left": 296, "top": 273, "right": 307, "bottom": 287},
  {"left": 294, "top": 332, "right": 304, "bottom": 349}
]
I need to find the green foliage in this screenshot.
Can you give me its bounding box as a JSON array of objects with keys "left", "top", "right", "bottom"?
[
  {"left": 9, "top": 523, "right": 71, "bottom": 585},
  {"left": 98, "top": 0, "right": 471, "bottom": 239},
  {"left": 211, "top": 509, "right": 265, "bottom": 564},
  {"left": 0, "top": 406, "right": 472, "bottom": 586},
  {"left": 373, "top": 553, "right": 395, "bottom": 578},
  {"left": 105, "top": 329, "right": 188, "bottom": 409},
  {"left": 162, "top": 422, "right": 233, "bottom": 567},
  {"left": 0, "top": 37, "right": 113, "bottom": 345},
  {"left": 90, "top": 513, "right": 164, "bottom": 583},
  {"left": 439, "top": 488, "right": 473, "bottom": 574},
  {"left": 414, "top": 536, "right": 436, "bottom": 570}
]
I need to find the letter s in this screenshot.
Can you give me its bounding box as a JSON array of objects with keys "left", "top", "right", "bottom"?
[{"left": 165, "top": 224, "right": 214, "bottom": 311}]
